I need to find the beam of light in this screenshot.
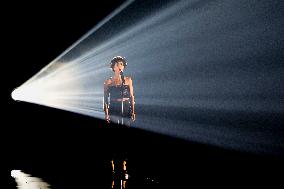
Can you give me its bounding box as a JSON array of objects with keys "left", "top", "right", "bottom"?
[
  {"left": 13, "top": 0, "right": 284, "bottom": 155},
  {"left": 11, "top": 170, "right": 51, "bottom": 189}
]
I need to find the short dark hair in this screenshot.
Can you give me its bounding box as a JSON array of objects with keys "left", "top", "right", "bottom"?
[{"left": 110, "top": 56, "right": 127, "bottom": 71}]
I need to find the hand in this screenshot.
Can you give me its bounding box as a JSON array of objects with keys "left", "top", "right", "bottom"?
[
  {"left": 105, "top": 114, "right": 110, "bottom": 123},
  {"left": 131, "top": 113, "right": 136, "bottom": 121}
]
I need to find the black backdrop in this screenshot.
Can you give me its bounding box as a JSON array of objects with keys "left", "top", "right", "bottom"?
[{"left": 3, "top": 1, "right": 283, "bottom": 188}]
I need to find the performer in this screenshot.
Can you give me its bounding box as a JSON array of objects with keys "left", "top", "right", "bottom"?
[
  {"left": 103, "top": 56, "right": 135, "bottom": 188},
  {"left": 104, "top": 56, "right": 135, "bottom": 125}
]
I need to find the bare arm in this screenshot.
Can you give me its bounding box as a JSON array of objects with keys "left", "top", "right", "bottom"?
[
  {"left": 104, "top": 79, "right": 111, "bottom": 122},
  {"left": 128, "top": 77, "right": 135, "bottom": 120}
]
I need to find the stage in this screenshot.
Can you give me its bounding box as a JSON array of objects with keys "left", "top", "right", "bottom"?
[
  {"left": 5, "top": 102, "right": 283, "bottom": 188},
  {"left": 3, "top": 0, "right": 284, "bottom": 188}
]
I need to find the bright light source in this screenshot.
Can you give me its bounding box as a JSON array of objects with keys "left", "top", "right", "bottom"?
[
  {"left": 11, "top": 88, "right": 19, "bottom": 101},
  {"left": 11, "top": 170, "right": 21, "bottom": 178}
]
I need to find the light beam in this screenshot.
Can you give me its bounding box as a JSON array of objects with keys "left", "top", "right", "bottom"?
[{"left": 12, "top": 0, "right": 284, "bottom": 155}]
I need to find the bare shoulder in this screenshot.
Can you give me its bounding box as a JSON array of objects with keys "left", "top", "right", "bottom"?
[
  {"left": 125, "top": 76, "right": 133, "bottom": 85},
  {"left": 125, "top": 76, "right": 132, "bottom": 81},
  {"left": 104, "top": 78, "right": 112, "bottom": 85}
]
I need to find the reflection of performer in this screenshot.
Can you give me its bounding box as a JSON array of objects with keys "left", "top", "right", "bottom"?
[
  {"left": 111, "top": 158, "right": 129, "bottom": 189},
  {"left": 104, "top": 56, "right": 135, "bottom": 125},
  {"left": 103, "top": 56, "right": 135, "bottom": 188}
]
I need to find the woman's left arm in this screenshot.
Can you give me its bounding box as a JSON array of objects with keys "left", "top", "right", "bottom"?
[{"left": 129, "top": 77, "right": 135, "bottom": 121}]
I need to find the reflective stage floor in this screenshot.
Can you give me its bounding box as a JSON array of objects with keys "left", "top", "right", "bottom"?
[
  {"left": 6, "top": 122, "right": 284, "bottom": 189},
  {"left": 4, "top": 104, "right": 284, "bottom": 188}
]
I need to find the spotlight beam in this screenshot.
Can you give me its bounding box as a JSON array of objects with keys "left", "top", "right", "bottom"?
[{"left": 13, "top": 0, "right": 284, "bottom": 155}]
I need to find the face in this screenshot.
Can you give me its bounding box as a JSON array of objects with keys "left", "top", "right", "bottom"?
[{"left": 113, "top": 61, "right": 125, "bottom": 73}]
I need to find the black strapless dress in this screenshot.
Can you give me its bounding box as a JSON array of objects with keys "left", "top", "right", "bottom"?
[{"left": 107, "top": 85, "right": 132, "bottom": 124}]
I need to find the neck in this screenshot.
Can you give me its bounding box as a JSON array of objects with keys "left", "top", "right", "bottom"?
[{"left": 114, "top": 72, "right": 121, "bottom": 78}]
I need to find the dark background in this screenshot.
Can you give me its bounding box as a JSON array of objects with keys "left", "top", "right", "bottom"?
[{"left": 3, "top": 1, "right": 283, "bottom": 188}]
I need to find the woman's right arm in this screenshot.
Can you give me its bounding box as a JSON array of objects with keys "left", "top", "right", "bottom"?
[{"left": 104, "top": 79, "right": 110, "bottom": 122}]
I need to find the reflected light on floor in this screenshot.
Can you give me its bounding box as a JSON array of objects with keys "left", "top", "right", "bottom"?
[{"left": 11, "top": 170, "right": 51, "bottom": 189}]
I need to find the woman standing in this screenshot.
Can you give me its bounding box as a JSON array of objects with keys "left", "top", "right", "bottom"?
[
  {"left": 103, "top": 56, "right": 135, "bottom": 188},
  {"left": 104, "top": 56, "right": 135, "bottom": 125}
]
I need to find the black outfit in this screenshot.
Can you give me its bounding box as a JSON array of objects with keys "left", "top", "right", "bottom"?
[
  {"left": 104, "top": 80, "right": 133, "bottom": 185},
  {"left": 107, "top": 85, "right": 132, "bottom": 125}
]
